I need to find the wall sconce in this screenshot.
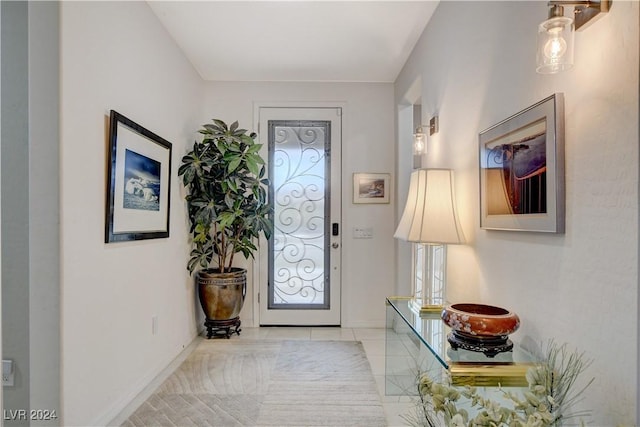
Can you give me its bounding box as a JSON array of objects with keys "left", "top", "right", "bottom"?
[
  {"left": 413, "top": 125, "right": 426, "bottom": 169},
  {"left": 429, "top": 116, "right": 439, "bottom": 136},
  {"left": 412, "top": 116, "right": 438, "bottom": 169},
  {"left": 536, "top": 0, "right": 610, "bottom": 74},
  {"left": 394, "top": 169, "right": 465, "bottom": 312},
  {"left": 413, "top": 126, "right": 426, "bottom": 157},
  {"left": 413, "top": 116, "right": 439, "bottom": 156}
]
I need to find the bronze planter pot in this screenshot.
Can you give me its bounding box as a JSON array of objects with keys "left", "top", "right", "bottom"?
[{"left": 197, "top": 268, "right": 246, "bottom": 338}]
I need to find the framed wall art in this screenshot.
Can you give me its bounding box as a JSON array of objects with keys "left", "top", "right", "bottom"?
[
  {"left": 479, "top": 93, "right": 565, "bottom": 233},
  {"left": 353, "top": 173, "right": 391, "bottom": 204},
  {"left": 105, "top": 110, "right": 172, "bottom": 243}
]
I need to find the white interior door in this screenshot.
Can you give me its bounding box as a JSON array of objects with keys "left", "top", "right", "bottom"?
[{"left": 258, "top": 107, "right": 341, "bottom": 325}]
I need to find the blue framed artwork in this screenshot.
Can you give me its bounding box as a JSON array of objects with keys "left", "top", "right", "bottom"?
[{"left": 105, "top": 110, "right": 172, "bottom": 242}]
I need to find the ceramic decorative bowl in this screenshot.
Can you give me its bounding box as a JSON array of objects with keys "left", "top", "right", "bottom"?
[
  {"left": 442, "top": 303, "right": 520, "bottom": 337},
  {"left": 441, "top": 303, "right": 520, "bottom": 357}
]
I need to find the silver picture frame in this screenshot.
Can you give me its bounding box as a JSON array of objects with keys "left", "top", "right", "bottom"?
[{"left": 479, "top": 94, "right": 565, "bottom": 233}]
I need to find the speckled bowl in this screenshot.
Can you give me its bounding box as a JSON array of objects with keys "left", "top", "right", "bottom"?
[{"left": 441, "top": 303, "right": 520, "bottom": 338}]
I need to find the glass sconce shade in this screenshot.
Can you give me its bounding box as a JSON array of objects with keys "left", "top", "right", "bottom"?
[
  {"left": 413, "top": 127, "right": 426, "bottom": 156},
  {"left": 537, "top": 15, "right": 574, "bottom": 74}
]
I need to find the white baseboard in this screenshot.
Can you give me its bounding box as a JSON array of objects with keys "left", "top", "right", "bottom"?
[
  {"left": 96, "top": 335, "right": 202, "bottom": 427},
  {"left": 342, "top": 320, "right": 386, "bottom": 329}
]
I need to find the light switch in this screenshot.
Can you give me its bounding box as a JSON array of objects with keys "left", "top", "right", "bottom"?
[
  {"left": 3, "top": 359, "right": 14, "bottom": 386},
  {"left": 353, "top": 227, "right": 373, "bottom": 239}
]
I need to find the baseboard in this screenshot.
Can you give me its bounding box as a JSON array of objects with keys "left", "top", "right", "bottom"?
[
  {"left": 99, "top": 335, "right": 202, "bottom": 427},
  {"left": 342, "top": 320, "right": 386, "bottom": 329}
]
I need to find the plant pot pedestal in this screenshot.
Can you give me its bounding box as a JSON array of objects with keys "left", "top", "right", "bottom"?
[
  {"left": 197, "top": 268, "right": 246, "bottom": 339},
  {"left": 204, "top": 317, "right": 242, "bottom": 339}
]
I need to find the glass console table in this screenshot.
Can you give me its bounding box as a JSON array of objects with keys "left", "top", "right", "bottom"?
[{"left": 385, "top": 297, "right": 538, "bottom": 397}]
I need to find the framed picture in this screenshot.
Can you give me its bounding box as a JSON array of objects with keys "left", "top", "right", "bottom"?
[
  {"left": 353, "top": 173, "right": 391, "bottom": 204},
  {"left": 105, "top": 110, "right": 172, "bottom": 243},
  {"left": 479, "top": 93, "right": 565, "bottom": 233}
]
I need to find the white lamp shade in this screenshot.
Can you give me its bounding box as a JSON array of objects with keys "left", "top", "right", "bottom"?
[{"left": 394, "top": 169, "right": 465, "bottom": 244}]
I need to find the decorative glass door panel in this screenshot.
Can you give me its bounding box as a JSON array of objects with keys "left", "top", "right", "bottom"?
[
  {"left": 258, "top": 107, "right": 341, "bottom": 325},
  {"left": 269, "top": 121, "right": 330, "bottom": 309}
]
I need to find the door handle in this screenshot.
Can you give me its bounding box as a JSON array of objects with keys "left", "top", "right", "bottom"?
[{"left": 331, "top": 242, "right": 339, "bottom": 249}]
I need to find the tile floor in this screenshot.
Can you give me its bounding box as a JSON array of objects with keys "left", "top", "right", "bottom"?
[{"left": 113, "top": 327, "right": 416, "bottom": 427}]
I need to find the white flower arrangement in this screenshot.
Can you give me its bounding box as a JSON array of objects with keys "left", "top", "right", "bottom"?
[{"left": 404, "top": 341, "right": 594, "bottom": 427}]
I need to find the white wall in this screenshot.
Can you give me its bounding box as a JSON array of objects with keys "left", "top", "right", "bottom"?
[
  {"left": 60, "top": 2, "right": 203, "bottom": 425},
  {"left": 394, "top": 78, "right": 423, "bottom": 296},
  {"left": 2, "top": 2, "right": 31, "bottom": 422},
  {"left": 202, "top": 82, "right": 396, "bottom": 328},
  {"left": 0, "top": 1, "right": 3, "bottom": 418},
  {"left": 28, "top": 2, "right": 60, "bottom": 422},
  {"left": 2, "top": 4, "right": 61, "bottom": 424},
  {"left": 395, "top": 1, "right": 638, "bottom": 424}
]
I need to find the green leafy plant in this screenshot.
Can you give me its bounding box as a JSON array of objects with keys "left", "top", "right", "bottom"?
[
  {"left": 178, "top": 119, "right": 272, "bottom": 274},
  {"left": 405, "top": 341, "right": 594, "bottom": 427}
]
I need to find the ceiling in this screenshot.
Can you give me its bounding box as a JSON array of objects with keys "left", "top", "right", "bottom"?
[{"left": 147, "top": 1, "right": 439, "bottom": 83}]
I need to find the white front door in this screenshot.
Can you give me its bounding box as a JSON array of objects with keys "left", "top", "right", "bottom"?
[{"left": 258, "top": 107, "right": 342, "bottom": 325}]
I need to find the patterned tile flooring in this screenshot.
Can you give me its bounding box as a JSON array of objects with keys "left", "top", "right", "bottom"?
[{"left": 111, "top": 328, "right": 415, "bottom": 427}]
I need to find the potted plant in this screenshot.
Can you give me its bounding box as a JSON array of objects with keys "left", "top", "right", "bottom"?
[{"left": 178, "top": 119, "right": 272, "bottom": 338}]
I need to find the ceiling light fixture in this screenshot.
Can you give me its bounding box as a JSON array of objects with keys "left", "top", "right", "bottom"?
[{"left": 536, "top": 0, "right": 611, "bottom": 74}]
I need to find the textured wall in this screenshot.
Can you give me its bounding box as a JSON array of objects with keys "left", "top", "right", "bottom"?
[
  {"left": 60, "top": 2, "right": 202, "bottom": 425},
  {"left": 395, "top": 1, "right": 638, "bottom": 424}
]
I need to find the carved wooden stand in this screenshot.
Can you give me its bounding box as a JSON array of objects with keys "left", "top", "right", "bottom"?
[
  {"left": 205, "top": 317, "right": 242, "bottom": 339},
  {"left": 447, "top": 331, "right": 513, "bottom": 358}
]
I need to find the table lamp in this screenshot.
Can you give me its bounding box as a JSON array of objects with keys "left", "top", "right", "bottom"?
[{"left": 394, "top": 169, "right": 465, "bottom": 312}]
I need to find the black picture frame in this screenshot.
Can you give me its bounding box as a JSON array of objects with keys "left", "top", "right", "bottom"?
[
  {"left": 105, "top": 110, "right": 172, "bottom": 243},
  {"left": 479, "top": 93, "right": 565, "bottom": 233}
]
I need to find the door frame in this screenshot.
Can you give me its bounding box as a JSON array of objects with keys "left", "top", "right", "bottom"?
[{"left": 252, "top": 101, "right": 346, "bottom": 326}]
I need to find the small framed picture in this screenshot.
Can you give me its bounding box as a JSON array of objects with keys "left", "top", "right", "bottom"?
[
  {"left": 105, "top": 110, "right": 172, "bottom": 243},
  {"left": 479, "top": 93, "right": 565, "bottom": 233},
  {"left": 353, "top": 173, "right": 391, "bottom": 204}
]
